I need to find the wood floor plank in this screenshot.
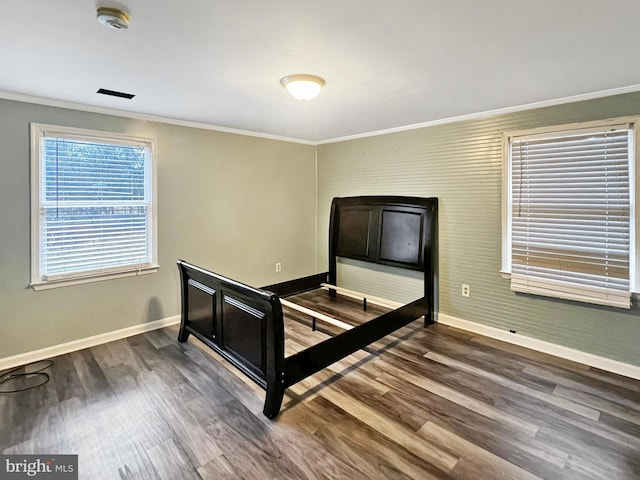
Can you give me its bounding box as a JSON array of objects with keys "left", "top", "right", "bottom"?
[
  {"left": 596, "top": 410, "right": 640, "bottom": 440},
  {"left": 131, "top": 340, "right": 215, "bottom": 407},
  {"left": 380, "top": 370, "right": 540, "bottom": 436},
  {"left": 263, "top": 402, "right": 372, "bottom": 480},
  {"left": 134, "top": 371, "right": 223, "bottom": 469},
  {"left": 49, "top": 353, "right": 85, "bottom": 402},
  {"left": 147, "top": 438, "right": 201, "bottom": 480},
  {"left": 1, "top": 439, "right": 35, "bottom": 455},
  {"left": 189, "top": 397, "right": 312, "bottom": 480},
  {"left": 57, "top": 396, "right": 122, "bottom": 479},
  {"left": 374, "top": 373, "right": 569, "bottom": 475},
  {"left": 197, "top": 454, "right": 242, "bottom": 480},
  {"left": 425, "top": 350, "right": 601, "bottom": 421},
  {"left": 317, "top": 380, "right": 460, "bottom": 474},
  {"left": 186, "top": 339, "right": 266, "bottom": 415},
  {"left": 1, "top": 366, "right": 59, "bottom": 451},
  {"left": 468, "top": 334, "right": 592, "bottom": 373},
  {"left": 271, "top": 394, "right": 333, "bottom": 435},
  {"left": 419, "top": 421, "right": 544, "bottom": 480},
  {"left": 580, "top": 366, "right": 640, "bottom": 393},
  {"left": 497, "top": 387, "right": 640, "bottom": 452},
  {"left": 314, "top": 408, "right": 454, "bottom": 480},
  {"left": 107, "top": 438, "right": 160, "bottom": 480},
  {"left": 70, "top": 349, "right": 116, "bottom": 401},
  {"left": 553, "top": 385, "right": 640, "bottom": 425},
  {"left": 56, "top": 366, "right": 164, "bottom": 480},
  {"left": 535, "top": 427, "right": 640, "bottom": 480},
  {"left": 100, "top": 364, "right": 175, "bottom": 452},
  {"left": 161, "top": 345, "right": 237, "bottom": 406},
  {"left": 144, "top": 329, "right": 174, "bottom": 349},
  {"left": 523, "top": 364, "right": 640, "bottom": 401},
  {"left": 97, "top": 338, "right": 151, "bottom": 375},
  {"left": 26, "top": 402, "right": 76, "bottom": 458}
]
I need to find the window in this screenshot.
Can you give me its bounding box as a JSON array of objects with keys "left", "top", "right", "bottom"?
[
  {"left": 502, "top": 119, "right": 638, "bottom": 309},
  {"left": 30, "top": 124, "right": 158, "bottom": 290}
]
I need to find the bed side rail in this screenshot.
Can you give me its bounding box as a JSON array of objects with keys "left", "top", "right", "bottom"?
[{"left": 282, "top": 297, "right": 429, "bottom": 387}]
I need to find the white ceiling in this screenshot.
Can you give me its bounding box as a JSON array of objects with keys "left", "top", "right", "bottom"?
[{"left": 2, "top": 0, "right": 640, "bottom": 143}]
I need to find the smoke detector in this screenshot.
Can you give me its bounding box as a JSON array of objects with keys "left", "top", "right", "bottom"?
[{"left": 97, "top": 7, "right": 130, "bottom": 30}]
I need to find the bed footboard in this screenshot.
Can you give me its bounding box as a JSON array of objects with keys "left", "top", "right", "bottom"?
[{"left": 177, "top": 260, "right": 286, "bottom": 418}]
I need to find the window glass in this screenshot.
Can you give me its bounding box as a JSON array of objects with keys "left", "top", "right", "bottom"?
[
  {"left": 504, "top": 122, "right": 634, "bottom": 308},
  {"left": 31, "top": 124, "right": 157, "bottom": 288}
]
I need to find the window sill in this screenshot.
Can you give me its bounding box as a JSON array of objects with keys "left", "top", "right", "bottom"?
[
  {"left": 502, "top": 270, "right": 639, "bottom": 295},
  {"left": 30, "top": 265, "right": 160, "bottom": 291}
]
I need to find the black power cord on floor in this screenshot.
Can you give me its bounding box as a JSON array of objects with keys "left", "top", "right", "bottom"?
[{"left": 0, "top": 360, "right": 54, "bottom": 393}]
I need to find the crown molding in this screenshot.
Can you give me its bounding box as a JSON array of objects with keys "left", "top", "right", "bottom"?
[
  {"left": 0, "top": 90, "right": 316, "bottom": 145},
  {"left": 3, "top": 84, "right": 640, "bottom": 146},
  {"left": 316, "top": 84, "right": 640, "bottom": 144}
]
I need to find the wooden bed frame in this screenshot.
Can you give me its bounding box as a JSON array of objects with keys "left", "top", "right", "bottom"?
[{"left": 177, "top": 196, "right": 438, "bottom": 418}]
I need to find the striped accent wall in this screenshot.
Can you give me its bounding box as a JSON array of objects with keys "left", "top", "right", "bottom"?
[{"left": 317, "top": 91, "right": 640, "bottom": 368}]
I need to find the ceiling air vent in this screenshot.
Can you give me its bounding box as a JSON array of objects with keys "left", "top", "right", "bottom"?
[{"left": 97, "top": 88, "right": 135, "bottom": 99}]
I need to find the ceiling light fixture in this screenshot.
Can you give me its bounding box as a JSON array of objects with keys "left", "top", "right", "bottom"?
[
  {"left": 96, "top": 7, "right": 131, "bottom": 30},
  {"left": 280, "top": 74, "right": 325, "bottom": 100}
]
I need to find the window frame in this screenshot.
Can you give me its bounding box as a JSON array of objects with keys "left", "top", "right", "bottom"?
[
  {"left": 501, "top": 116, "right": 639, "bottom": 298},
  {"left": 30, "top": 123, "right": 159, "bottom": 290}
]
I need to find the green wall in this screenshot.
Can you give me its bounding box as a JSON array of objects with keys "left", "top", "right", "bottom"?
[
  {"left": 0, "top": 99, "right": 316, "bottom": 358},
  {"left": 3, "top": 91, "right": 640, "bottom": 369},
  {"left": 317, "top": 92, "right": 640, "bottom": 368}
]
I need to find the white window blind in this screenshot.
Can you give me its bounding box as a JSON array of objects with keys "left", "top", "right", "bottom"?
[
  {"left": 510, "top": 125, "right": 632, "bottom": 309},
  {"left": 34, "top": 128, "right": 155, "bottom": 283}
]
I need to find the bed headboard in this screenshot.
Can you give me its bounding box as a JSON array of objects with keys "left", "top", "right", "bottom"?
[{"left": 328, "top": 196, "right": 438, "bottom": 303}]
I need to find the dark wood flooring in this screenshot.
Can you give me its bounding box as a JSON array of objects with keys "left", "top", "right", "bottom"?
[{"left": 2, "top": 289, "right": 640, "bottom": 479}]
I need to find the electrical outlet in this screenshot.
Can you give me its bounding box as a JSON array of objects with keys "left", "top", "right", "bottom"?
[
  {"left": 275, "top": 262, "right": 282, "bottom": 272},
  {"left": 461, "top": 284, "right": 470, "bottom": 297}
]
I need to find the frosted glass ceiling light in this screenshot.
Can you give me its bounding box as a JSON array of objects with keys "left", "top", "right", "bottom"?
[
  {"left": 280, "top": 74, "right": 325, "bottom": 100},
  {"left": 97, "top": 7, "right": 131, "bottom": 30}
]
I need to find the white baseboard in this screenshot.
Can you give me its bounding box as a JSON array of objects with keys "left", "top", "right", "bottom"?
[
  {"left": 4, "top": 310, "right": 638, "bottom": 382},
  {"left": 0, "top": 315, "right": 181, "bottom": 371},
  {"left": 437, "top": 313, "right": 640, "bottom": 381}
]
